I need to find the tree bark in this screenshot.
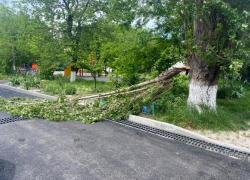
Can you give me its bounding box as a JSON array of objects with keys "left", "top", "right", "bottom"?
[
  {"left": 188, "top": 53, "right": 220, "bottom": 112},
  {"left": 187, "top": 5, "right": 221, "bottom": 112},
  {"left": 70, "top": 66, "right": 76, "bottom": 82}
]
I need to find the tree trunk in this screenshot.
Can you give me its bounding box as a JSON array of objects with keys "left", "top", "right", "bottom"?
[
  {"left": 70, "top": 66, "right": 76, "bottom": 82},
  {"left": 188, "top": 53, "right": 220, "bottom": 112},
  {"left": 94, "top": 76, "right": 97, "bottom": 91},
  {"left": 11, "top": 39, "right": 16, "bottom": 74},
  {"left": 187, "top": 6, "right": 221, "bottom": 112}
]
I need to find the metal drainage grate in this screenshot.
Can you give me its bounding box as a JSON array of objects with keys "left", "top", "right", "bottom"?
[
  {"left": 0, "top": 116, "right": 28, "bottom": 125},
  {"left": 109, "top": 119, "right": 250, "bottom": 161}
]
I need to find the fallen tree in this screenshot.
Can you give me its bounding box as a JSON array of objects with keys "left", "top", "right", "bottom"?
[
  {"left": 75, "top": 67, "right": 190, "bottom": 101},
  {"left": 0, "top": 67, "right": 189, "bottom": 123}
]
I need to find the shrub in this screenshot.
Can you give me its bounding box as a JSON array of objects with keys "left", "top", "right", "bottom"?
[
  {"left": 65, "top": 85, "right": 76, "bottom": 95},
  {"left": 11, "top": 75, "right": 21, "bottom": 86},
  {"left": 217, "top": 83, "right": 245, "bottom": 99},
  {"left": 231, "top": 85, "right": 245, "bottom": 98}
]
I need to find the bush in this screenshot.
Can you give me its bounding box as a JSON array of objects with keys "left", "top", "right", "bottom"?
[
  {"left": 65, "top": 85, "right": 76, "bottom": 95},
  {"left": 11, "top": 75, "right": 22, "bottom": 86},
  {"left": 231, "top": 85, "right": 245, "bottom": 98},
  {"left": 11, "top": 75, "right": 41, "bottom": 90},
  {"left": 217, "top": 83, "right": 245, "bottom": 99}
]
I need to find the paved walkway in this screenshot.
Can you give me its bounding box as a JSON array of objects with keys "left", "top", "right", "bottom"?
[
  {"left": 0, "top": 86, "right": 250, "bottom": 180},
  {"left": 0, "top": 80, "right": 9, "bottom": 84},
  {"left": 0, "top": 85, "right": 43, "bottom": 99},
  {"left": 54, "top": 71, "right": 110, "bottom": 82}
]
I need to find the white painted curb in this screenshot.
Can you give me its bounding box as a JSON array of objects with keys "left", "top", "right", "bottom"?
[
  {"left": 0, "top": 84, "right": 57, "bottom": 100},
  {"left": 128, "top": 115, "right": 250, "bottom": 154}
]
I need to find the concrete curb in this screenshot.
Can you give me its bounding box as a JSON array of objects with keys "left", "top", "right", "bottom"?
[
  {"left": 0, "top": 84, "right": 57, "bottom": 100},
  {"left": 128, "top": 115, "right": 250, "bottom": 154}
]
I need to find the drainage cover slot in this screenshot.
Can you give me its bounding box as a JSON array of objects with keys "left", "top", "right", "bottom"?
[{"left": 0, "top": 117, "right": 28, "bottom": 124}]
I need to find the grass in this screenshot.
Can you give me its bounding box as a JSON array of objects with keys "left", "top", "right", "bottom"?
[
  {"left": 148, "top": 77, "right": 250, "bottom": 132},
  {"left": 0, "top": 73, "right": 10, "bottom": 80},
  {"left": 41, "top": 75, "right": 115, "bottom": 96}
]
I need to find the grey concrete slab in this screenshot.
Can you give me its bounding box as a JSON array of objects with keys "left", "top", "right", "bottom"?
[{"left": 0, "top": 119, "right": 250, "bottom": 180}]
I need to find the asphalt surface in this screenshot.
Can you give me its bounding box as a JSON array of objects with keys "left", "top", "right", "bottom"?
[
  {"left": 0, "top": 85, "right": 42, "bottom": 99},
  {"left": 0, "top": 84, "right": 250, "bottom": 180}
]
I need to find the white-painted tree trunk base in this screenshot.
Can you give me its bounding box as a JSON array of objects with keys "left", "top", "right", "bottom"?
[
  {"left": 70, "top": 71, "right": 76, "bottom": 82},
  {"left": 187, "top": 84, "right": 217, "bottom": 113}
]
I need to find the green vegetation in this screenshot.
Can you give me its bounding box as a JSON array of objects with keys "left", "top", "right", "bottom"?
[
  {"left": 151, "top": 76, "right": 250, "bottom": 132},
  {"left": 153, "top": 93, "right": 250, "bottom": 132},
  {"left": 0, "top": 0, "right": 250, "bottom": 133},
  {"left": 10, "top": 74, "right": 40, "bottom": 90},
  {"left": 41, "top": 76, "right": 114, "bottom": 96},
  {"left": 0, "top": 73, "right": 9, "bottom": 80}
]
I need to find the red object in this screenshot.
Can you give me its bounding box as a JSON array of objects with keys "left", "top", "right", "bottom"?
[{"left": 32, "top": 64, "right": 38, "bottom": 69}]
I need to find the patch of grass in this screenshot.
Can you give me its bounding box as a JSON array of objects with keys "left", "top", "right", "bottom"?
[
  {"left": 41, "top": 76, "right": 115, "bottom": 96},
  {"left": 0, "top": 73, "right": 10, "bottom": 80},
  {"left": 153, "top": 84, "right": 250, "bottom": 132}
]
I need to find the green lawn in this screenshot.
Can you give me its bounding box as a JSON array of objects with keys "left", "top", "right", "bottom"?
[
  {"left": 41, "top": 76, "right": 115, "bottom": 96},
  {"left": 149, "top": 77, "right": 250, "bottom": 132}
]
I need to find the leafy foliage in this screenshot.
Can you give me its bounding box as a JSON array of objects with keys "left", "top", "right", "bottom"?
[
  {"left": 65, "top": 85, "right": 76, "bottom": 95},
  {"left": 10, "top": 74, "right": 40, "bottom": 90},
  {"left": 171, "top": 75, "right": 189, "bottom": 95},
  {"left": 0, "top": 84, "right": 163, "bottom": 123}
]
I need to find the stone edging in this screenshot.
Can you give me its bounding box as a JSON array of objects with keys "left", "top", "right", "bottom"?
[{"left": 128, "top": 114, "right": 250, "bottom": 154}]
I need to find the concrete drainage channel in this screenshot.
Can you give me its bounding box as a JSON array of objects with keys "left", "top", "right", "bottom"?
[
  {"left": 109, "top": 119, "right": 250, "bottom": 161},
  {"left": 0, "top": 116, "right": 28, "bottom": 124}
]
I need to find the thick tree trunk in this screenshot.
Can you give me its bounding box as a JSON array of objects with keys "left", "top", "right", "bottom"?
[
  {"left": 188, "top": 6, "right": 221, "bottom": 112},
  {"left": 188, "top": 53, "right": 220, "bottom": 112}
]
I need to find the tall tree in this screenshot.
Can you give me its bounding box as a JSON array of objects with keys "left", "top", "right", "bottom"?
[
  {"left": 21, "top": 0, "right": 110, "bottom": 81},
  {"left": 147, "top": 0, "right": 250, "bottom": 112},
  {"left": 188, "top": 0, "right": 250, "bottom": 111}
]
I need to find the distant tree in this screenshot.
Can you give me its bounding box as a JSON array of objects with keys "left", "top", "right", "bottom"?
[
  {"left": 101, "top": 28, "right": 179, "bottom": 85},
  {"left": 21, "top": 0, "right": 113, "bottom": 82}
]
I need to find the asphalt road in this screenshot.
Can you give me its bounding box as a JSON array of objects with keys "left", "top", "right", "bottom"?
[
  {"left": 0, "top": 85, "right": 42, "bottom": 99},
  {"left": 0, "top": 84, "right": 250, "bottom": 180}
]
